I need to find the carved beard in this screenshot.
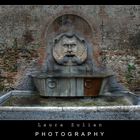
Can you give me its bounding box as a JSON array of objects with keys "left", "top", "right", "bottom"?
[{"left": 61, "top": 55, "right": 83, "bottom": 65}]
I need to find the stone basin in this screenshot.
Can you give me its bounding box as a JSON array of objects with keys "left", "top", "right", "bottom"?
[
  {"left": 0, "top": 90, "right": 140, "bottom": 120},
  {"left": 31, "top": 72, "right": 113, "bottom": 97},
  {"left": 0, "top": 93, "right": 134, "bottom": 107}
]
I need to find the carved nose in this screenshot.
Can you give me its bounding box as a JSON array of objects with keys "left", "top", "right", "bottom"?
[
  {"left": 68, "top": 49, "right": 72, "bottom": 53},
  {"left": 68, "top": 46, "right": 72, "bottom": 53}
]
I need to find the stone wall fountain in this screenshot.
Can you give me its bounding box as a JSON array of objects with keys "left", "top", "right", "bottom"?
[
  {"left": 31, "top": 33, "right": 113, "bottom": 97},
  {"left": 0, "top": 13, "right": 140, "bottom": 120},
  {"left": 31, "top": 14, "right": 125, "bottom": 97}
]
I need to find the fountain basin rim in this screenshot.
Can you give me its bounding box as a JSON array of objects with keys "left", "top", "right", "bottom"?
[
  {"left": 1, "top": 105, "right": 140, "bottom": 111},
  {"left": 30, "top": 72, "right": 114, "bottom": 79}
]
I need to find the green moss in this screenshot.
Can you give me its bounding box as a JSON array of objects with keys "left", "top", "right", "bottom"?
[{"left": 2, "top": 95, "right": 132, "bottom": 107}]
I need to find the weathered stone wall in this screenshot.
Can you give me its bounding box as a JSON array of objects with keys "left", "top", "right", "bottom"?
[{"left": 0, "top": 5, "right": 140, "bottom": 92}]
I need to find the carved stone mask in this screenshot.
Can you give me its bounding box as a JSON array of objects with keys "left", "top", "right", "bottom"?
[{"left": 53, "top": 34, "right": 87, "bottom": 65}]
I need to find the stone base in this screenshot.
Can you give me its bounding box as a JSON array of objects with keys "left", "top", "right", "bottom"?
[
  {"left": 0, "top": 90, "right": 140, "bottom": 120},
  {"left": 0, "top": 106, "right": 140, "bottom": 120}
]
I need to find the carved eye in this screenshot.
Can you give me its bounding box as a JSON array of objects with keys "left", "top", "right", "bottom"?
[
  {"left": 63, "top": 44, "right": 68, "bottom": 47},
  {"left": 71, "top": 44, "right": 76, "bottom": 47}
]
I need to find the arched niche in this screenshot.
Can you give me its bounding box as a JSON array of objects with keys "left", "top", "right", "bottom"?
[
  {"left": 45, "top": 14, "right": 94, "bottom": 43},
  {"left": 39, "top": 13, "right": 101, "bottom": 67}
]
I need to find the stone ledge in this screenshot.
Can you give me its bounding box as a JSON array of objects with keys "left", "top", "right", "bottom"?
[
  {"left": 0, "top": 106, "right": 140, "bottom": 112},
  {"left": 0, "top": 106, "right": 140, "bottom": 120}
]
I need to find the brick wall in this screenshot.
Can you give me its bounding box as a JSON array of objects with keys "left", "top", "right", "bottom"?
[{"left": 0, "top": 5, "right": 139, "bottom": 92}]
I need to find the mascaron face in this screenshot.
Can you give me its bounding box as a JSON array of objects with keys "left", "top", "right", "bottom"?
[
  {"left": 53, "top": 34, "right": 87, "bottom": 66},
  {"left": 62, "top": 36, "right": 78, "bottom": 56}
]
